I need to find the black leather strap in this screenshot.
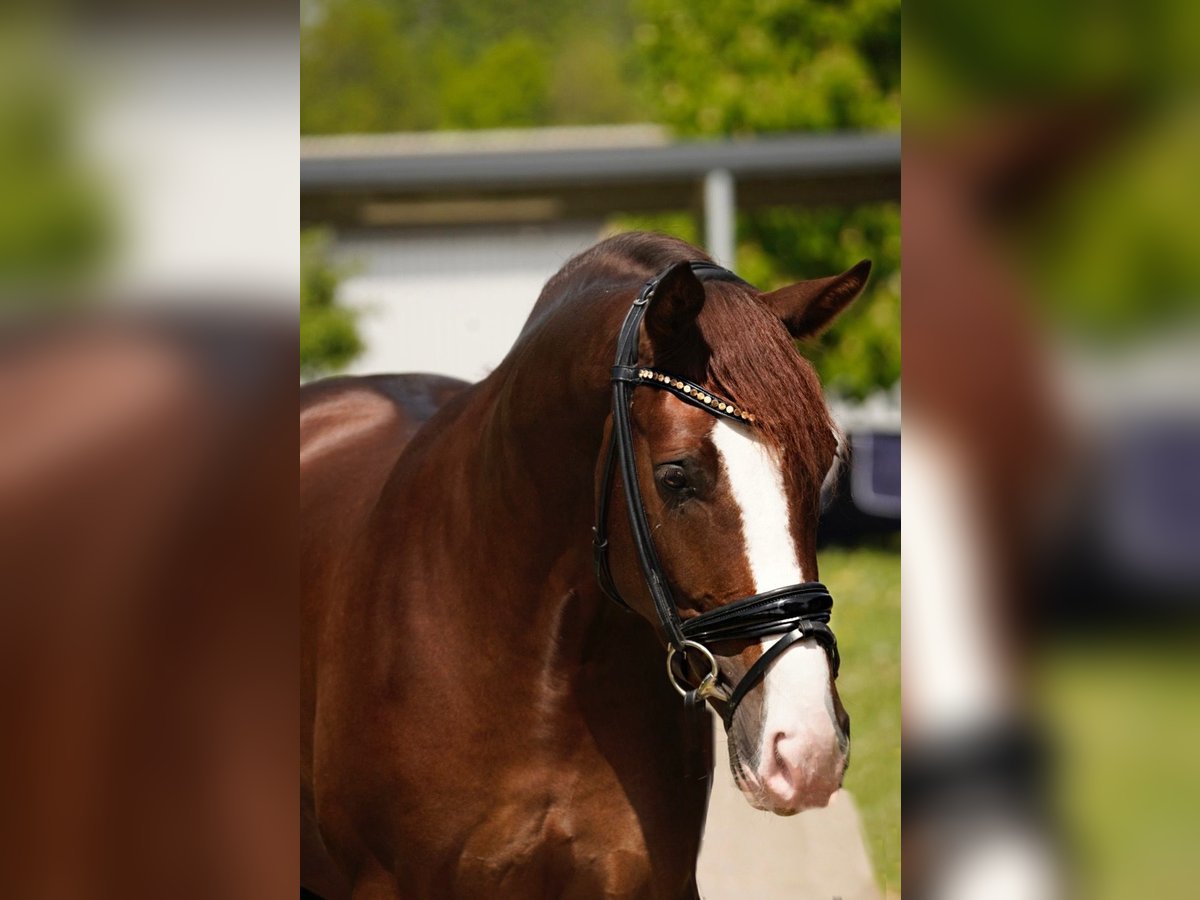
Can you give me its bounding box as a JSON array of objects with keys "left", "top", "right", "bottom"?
[
  {"left": 722, "top": 625, "right": 839, "bottom": 727},
  {"left": 684, "top": 583, "right": 840, "bottom": 726},
  {"left": 592, "top": 260, "right": 840, "bottom": 721},
  {"left": 607, "top": 278, "right": 686, "bottom": 647},
  {"left": 680, "top": 583, "right": 833, "bottom": 643}
]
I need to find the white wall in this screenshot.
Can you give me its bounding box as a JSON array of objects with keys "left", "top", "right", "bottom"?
[{"left": 333, "top": 222, "right": 605, "bottom": 382}]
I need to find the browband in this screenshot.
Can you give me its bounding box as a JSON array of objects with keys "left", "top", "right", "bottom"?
[
  {"left": 610, "top": 367, "right": 756, "bottom": 424},
  {"left": 592, "top": 260, "right": 840, "bottom": 727}
]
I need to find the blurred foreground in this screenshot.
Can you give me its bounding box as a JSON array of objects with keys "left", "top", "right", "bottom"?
[
  {"left": 904, "top": 1, "right": 1199, "bottom": 896},
  {"left": 0, "top": 315, "right": 297, "bottom": 898},
  {"left": 0, "top": 4, "right": 299, "bottom": 898}
]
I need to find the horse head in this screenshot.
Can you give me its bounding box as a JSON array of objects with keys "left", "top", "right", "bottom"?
[{"left": 598, "top": 254, "right": 871, "bottom": 815}]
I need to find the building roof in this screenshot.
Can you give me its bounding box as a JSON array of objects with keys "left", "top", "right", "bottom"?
[{"left": 301, "top": 125, "right": 899, "bottom": 227}]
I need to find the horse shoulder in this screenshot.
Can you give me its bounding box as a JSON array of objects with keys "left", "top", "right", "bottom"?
[{"left": 301, "top": 372, "right": 471, "bottom": 900}]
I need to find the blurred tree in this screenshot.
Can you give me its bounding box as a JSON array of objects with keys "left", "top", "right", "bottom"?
[
  {"left": 438, "top": 34, "right": 550, "bottom": 129},
  {"left": 905, "top": 0, "right": 1200, "bottom": 340},
  {"left": 301, "top": 0, "right": 435, "bottom": 133},
  {"left": 739, "top": 205, "right": 901, "bottom": 398},
  {"left": 300, "top": 229, "right": 363, "bottom": 378},
  {"left": 628, "top": 0, "right": 901, "bottom": 398},
  {"left": 549, "top": 29, "right": 639, "bottom": 124},
  {"left": 301, "top": 0, "right": 639, "bottom": 134},
  {"left": 0, "top": 29, "right": 112, "bottom": 303},
  {"left": 300, "top": 0, "right": 901, "bottom": 396},
  {"left": 632, "top": 0, "right": 899, "bottom": 134}
]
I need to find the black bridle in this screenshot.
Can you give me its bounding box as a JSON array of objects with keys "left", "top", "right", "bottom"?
[{"left": 592, "top": 261, "right": 840, "bottom": 728}]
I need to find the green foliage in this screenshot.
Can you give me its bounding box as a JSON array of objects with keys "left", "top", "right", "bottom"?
[
  {"left": 904, "top": 0, "right": 1199, "bottom": 107},
  {"left": 300, "top": 229, "right": 363, "bottom": 378},
  {"left": 627, "top": 0, "right": 901, "bottom": 397},
  {"left": 301, "top": 0, "right": 899, "bottom": 138},
  {"left": 632, "top": 0, "right": 900, "bottom": 134},
  {"left": 1032, "top": 114, "right": 1200, "bottom": 339},
  {"left": 438, "top": 35, "right": 550, "bottom": 129},
  {"left": 743, "top": 205, "right": 901, "bottom": 399},
  {"left": 905, "top": 0, "right": 1200, "bottom": 340},
  {"left": 301, "top": 0, "right": 901, "bottom": 396},
  {"left": 0, "top": 30, "right": 112, "bottom": 302},
  {"left": 548, "top": 29, "right": 640, "bottom": 125},
  {"left": 301, "top": 1, "right": 433, "bottom": 133},
  {"left": 301, "top": 0, "right": 639, "bottom": 133}
]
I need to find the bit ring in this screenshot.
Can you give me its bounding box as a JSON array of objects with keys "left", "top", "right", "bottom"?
[{"left": 666, "top": 640, "right": 720, "bottom": 699}]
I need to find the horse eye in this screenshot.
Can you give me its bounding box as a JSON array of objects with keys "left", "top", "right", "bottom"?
[{"left": 657, "top": 464, "right": 690, "bottom": 493}]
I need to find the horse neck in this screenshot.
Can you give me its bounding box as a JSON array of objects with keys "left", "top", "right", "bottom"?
[
  {"left": 480, "top": 287, "right": 621, "bottom": 535},
  {"left": 455, "top": 341, "right": 693, "bottom": 749},
  {"left": 434, "top": 298, "right": 619, "bottom": 637},
  {"left": 400, "top": 268, "right": 704, "bottom": 795}
]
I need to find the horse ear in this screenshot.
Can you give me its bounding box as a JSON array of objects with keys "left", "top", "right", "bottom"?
[
  {"left": 761, "top": 260, "right": 872, "bottom": 339},
  {"left": 642, "top": 261, "right": 707, "bottom": 360}
]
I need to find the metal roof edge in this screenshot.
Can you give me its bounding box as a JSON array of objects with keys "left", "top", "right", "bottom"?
[{"left": 300, "top": 129, "right": 900, "bottom": 191}]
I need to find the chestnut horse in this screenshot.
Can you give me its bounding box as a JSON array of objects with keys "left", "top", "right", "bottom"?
[{"left": 300, "top": 233, "right": 869, "bottom": 899}]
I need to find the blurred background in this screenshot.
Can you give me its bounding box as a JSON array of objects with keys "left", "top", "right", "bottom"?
[
  {"left": 0, "top": 3, "right": 298, "bottom": 899},
  {"left": 0, "top": 5, "right": 296, "bottom": 306},
  {"left": 300, "top": 1, "right": 900, "bottom": 897},
  {"left": 904, "top": 1, "right": 1199, "bottom": 898},
  {"left": 4, "top": 0, "right": 1198, "bottom": 894}
]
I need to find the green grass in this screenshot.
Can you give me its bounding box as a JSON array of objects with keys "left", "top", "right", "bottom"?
[
  {"left": 1040, "top": 637, "right": 1200, "bottom": 900},
  {"left": 820, "top": 545, "right": 901, "bottom": 894}
]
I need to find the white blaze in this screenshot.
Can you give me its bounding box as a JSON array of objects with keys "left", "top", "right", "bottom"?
[
  {"left": 903, "top": 426, "right": 1012, "bottom": 734},
  {"left": 709, "top": 420, "right": 839, "bottom": 758}
]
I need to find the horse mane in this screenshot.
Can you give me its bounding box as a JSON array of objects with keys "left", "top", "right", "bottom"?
[
  {"left": 521, "top": 232, "right": 709, "bottom": 335},
  {"left": 544, "top": 231, "right": 709, "bottom": 294}
]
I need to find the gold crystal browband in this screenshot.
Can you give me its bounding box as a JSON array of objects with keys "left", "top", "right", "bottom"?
[{"left": 610, "top": 365, "right": 756, "bottom": 425}]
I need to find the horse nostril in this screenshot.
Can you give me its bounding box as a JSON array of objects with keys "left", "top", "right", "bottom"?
[
  {"left": 768, "top": 730, "right": 806, "bottom": 786},
  {"left": 772, "top": 731, "right": 788, "bottom": 772}
]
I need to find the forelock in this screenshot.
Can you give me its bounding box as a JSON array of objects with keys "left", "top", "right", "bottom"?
[{"left": 696, "top": 282, "right": 837, "bottom": 492}]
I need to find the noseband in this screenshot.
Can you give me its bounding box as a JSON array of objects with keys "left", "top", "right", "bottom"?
[{"left": 592, "top": 261, "right": 840, "bottom": 729}]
